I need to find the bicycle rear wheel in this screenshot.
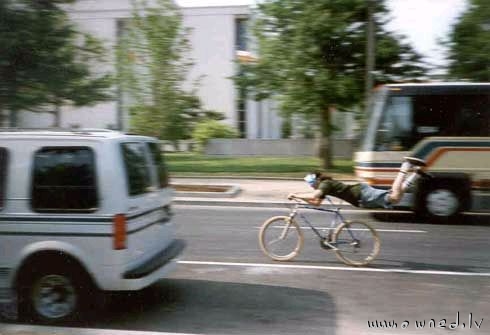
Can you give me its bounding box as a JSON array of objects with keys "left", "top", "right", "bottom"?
[
  {"left": 332, "top": 220, "right": 380, "bottom": 266},
  {"left": 259, "top": 216, "right": 304, "bottom": 261}
]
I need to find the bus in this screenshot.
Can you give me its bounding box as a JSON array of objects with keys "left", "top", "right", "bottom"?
[{"left": 355, "top": 82, "right": 490, "bottom": 222}]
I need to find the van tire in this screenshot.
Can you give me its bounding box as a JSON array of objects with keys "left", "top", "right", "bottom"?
[
  {"left": 18, "top": 262, "right": 94, "bottom": 324},
  {"left": 414, "top": 173, "right": 471, "bottom": 224}
]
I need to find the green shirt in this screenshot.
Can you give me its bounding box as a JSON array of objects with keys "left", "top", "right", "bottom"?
[{"left": 317, "top": 180, "right": 362, "bottom": 206}]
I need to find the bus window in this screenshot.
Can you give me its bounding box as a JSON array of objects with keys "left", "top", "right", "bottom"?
[
  {"left": 374, "top": 96, "right": 413, "bottom": 151},
  {"left": 413, "top": 94, "right": 489, "bottom": 140},
  {"left": 373, "top": 93, "right": 489, "bottom": 152}
]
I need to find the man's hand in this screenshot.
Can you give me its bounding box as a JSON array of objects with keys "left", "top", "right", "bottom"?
[{"left": 287, "top": 193, "right": 297, "bottom": 200}]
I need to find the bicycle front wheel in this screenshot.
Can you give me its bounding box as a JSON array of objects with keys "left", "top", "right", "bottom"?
[
  {"left": 259, "top": 216, "right": 304, "bottom": 261},
  {"left": 332, "top": 220, "right": 380, "bottom": 266}
]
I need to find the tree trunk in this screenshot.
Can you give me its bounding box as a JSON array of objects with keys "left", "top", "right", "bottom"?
[
  {"left": 173, "top": 140, "right": 179, "bottom": 152},
  {"left": 319, "top": 107, "right": 332, "bottom": 169},
  {"left": 0, "top": 106, "right": 8, "bottom": 127},
  {"left": 54, "top": 103, "right": 61, "bottom": 127},
  {"left": 9, "top": 109, "right": 17, "bottom": 128}
]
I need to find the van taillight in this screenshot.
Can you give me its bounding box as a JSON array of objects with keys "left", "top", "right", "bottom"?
[{"left": 113, "top": 214, "right": 127, "bottom": 250}]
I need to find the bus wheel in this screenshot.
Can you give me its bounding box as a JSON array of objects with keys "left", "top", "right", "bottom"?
[{"left": 414, "top": 173, "right": 471, "bottom": 224}]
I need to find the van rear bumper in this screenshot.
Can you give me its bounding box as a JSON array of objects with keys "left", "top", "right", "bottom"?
[{"left": 123, "top": 239, "right": 186, "bottom": 279}]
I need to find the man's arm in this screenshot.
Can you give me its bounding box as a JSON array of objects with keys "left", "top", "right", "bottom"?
[{"left": 288, "top": 190, "right": 324, "bottom": 206}]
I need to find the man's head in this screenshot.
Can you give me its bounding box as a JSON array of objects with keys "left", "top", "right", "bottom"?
[
  {"left": 304, "top": 173, "right": 317, "bottom": 188},
  {"left": 304, "top": 171, "right": 332, "bottom": 189}
]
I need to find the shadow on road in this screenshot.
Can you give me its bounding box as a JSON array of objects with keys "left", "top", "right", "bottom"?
[
  {"left": 370, "top": 212, "right": 490, "bottom": 226},
  {"left": 6, "top": 279, "right": 337, "bottom": 335}
]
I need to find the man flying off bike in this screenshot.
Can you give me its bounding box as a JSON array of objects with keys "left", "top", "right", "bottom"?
[{"left": 288, "top": 157, "right": 430, "bottom": 208}]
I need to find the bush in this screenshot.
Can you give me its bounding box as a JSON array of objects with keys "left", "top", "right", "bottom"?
[{"left": 192, "top": 120, "right": 238, "bottom": 152}]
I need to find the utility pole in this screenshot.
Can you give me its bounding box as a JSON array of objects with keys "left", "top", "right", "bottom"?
[{"left": 365, "top": 0, "right": 376, "bottom": 111}]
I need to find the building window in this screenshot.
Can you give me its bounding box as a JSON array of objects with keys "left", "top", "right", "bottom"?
[
  {"left": 235, "top": 18, "right": 248, "bottom": 51},
  {"left": 121, "top": 142, "right": 153, "bottom": 196},
  {"left": 0, "top": 148, "right": 7, "bottom": 209},
  {"left": 237, "top": 87, "right": 247, "bottom": 138},
  {"left": 32, "top": 147, "right": 98, "bottom": 212}
]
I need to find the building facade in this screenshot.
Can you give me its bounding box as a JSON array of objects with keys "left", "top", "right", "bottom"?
[{"left": 16, "top": 0, "right": 284, "bottom": 139}]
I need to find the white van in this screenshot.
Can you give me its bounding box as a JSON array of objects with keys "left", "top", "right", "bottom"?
[{"left": 0, "top": 129, "right": 185, "bottom": 323}]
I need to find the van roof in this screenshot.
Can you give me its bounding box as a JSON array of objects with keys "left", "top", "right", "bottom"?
[{"left": 0, "top": 128, "right": 155, "bottom": 141}]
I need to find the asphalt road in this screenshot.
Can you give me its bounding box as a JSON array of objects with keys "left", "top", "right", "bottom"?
[{"left": 3, "top": 205, "right": 490, "bottom": 335}]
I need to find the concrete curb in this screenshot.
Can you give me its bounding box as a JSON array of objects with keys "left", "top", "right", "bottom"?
[{"left": 173, "top": 184, "right": 241, "bottom": 198}]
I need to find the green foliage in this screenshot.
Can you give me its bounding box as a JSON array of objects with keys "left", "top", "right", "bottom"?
[
  {"left": 235, "top": 0, "right": 427, "bottom": 167},
  {"left": 447, "top": 0, "right": 490, "bottom": 81},
  {"left": 166, "top": 153, "right": 354, "bottom": 176},
  {"left": 0, "top": 0, "right": 112, "bottom": 126},
  {"left": 191, "top": 120, "right": 238, "bottom": 152},
  {"left": 118, "top": 0, "right": 217, "bottom": 140}
]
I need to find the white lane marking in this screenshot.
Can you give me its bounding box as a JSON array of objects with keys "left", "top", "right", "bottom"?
[
  {"left": 175, "top": 204, "right": 490, "bottom": 216},
  {"left": 175, "top": 204, "right": 411, "bottom": 214},
  {"left": 0, "top": 324, "right": 202, "bottom": 335},
  {"left": 254, "top": 226, "right": 427, "bottom": 233},
  {"left": 178, "top": 260, "right": 490, "bottom": 277}
]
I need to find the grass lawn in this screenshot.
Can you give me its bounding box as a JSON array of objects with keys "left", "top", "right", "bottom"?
[{"left": 165, "top": 153, "right": 354, "bottom": 178}]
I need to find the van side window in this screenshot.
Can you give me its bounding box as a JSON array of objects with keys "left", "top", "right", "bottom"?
[
  {"left": 121, "top": 143, "right": 152, "bottom": 195},
  {"left": 32, "top": 147, "right": 98, "bottom": 212},
  {"left": 148, "top": 142, "right": 169, "bottom": 188},
  {"left": 0, "top": 148, "right": 7, "bottom": 209}
]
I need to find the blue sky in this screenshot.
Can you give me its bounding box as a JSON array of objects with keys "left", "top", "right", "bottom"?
[{"left": 176, "top": 0, "right": 468, "bottom": 68}]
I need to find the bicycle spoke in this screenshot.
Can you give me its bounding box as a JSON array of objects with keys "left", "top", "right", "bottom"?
[
  {"left": 333, "top": 221, "right": 380, "bottom": 266},
  {"left": 267, "top": 227, "right": 291, "bottom": 247},
  {"left": 259, "top": 216, "right": 303, "bottom": 261}
]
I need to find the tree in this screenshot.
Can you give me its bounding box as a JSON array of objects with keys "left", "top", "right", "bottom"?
[
  {"left": 447, "top": 0, "right": 490, "bottom": 81},
  {"left": 117, "top": 0, "right": 218, "bottom": 144},
  {"left": 0, "top": 0, "right": 112, "bottom": 127},
  {"left": 236, "top": 0, "right": 426, "bottom": 168},
  {"left": 192, "top": 119, "right": 238, "bottom": 153}
]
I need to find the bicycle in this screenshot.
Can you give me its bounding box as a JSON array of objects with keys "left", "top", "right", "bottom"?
[{"left": 258, "top": 197, "right": 381, "bottom": 266}]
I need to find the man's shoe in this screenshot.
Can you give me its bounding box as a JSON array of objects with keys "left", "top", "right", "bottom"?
[{"left": 404, "top": 156, "right": 427, "bottom": 167}]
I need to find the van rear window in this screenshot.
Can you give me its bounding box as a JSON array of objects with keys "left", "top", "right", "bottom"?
[
  {"left": 148, "top": 142, "right": 169, "bottom": 188},
  {"left": 32, "top": 147, "right": 98, "bottom": 212},
  {"left": 121, "top": 143, "right": 153, "bottom": 196}
]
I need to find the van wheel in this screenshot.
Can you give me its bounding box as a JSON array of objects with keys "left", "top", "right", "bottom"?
[{"left": 18, "top": 264, "right": 91, "bottom": 324}]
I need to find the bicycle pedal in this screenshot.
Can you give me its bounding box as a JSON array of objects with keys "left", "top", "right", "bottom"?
[
  {"left": 320, "top": 238, "right": 333, "bottom": 250},
  {"left": 351, "top": 239, "right": 361, "bottom": 248}
]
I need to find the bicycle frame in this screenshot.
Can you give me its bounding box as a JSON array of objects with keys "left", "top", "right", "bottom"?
[{"left": 288, "top": 197, "right": 357, "bottom": 244}]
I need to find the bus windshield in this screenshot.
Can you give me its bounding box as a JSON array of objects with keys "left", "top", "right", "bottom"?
[{"left": 362, "top": 85, "right": 490, "bottom": 152}]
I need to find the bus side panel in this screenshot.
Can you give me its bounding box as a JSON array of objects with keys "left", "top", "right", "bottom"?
[{"left": 411, "top": 137, "right": 490, "bottom": 190}]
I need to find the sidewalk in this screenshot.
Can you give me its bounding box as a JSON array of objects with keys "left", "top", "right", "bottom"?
[{"left": 172, "top": 177, "right": 355, "bottom": 208}]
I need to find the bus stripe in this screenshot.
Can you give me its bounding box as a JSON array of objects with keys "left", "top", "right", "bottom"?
[
  {"left": 425, "top": 147, "right": 490, "bottom": 167},
  {"left": 413, "top": 140, "right": 490, "bottom": 160},
  {"left": 361, "top": 177, "right": 489, "bottom": 189},
  {"left": 356, "top": 162, "right": 400, "bottom": 168}
]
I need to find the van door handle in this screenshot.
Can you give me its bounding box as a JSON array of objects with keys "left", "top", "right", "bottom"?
[{"left": 128, "top": 206, "right": 139, "bottom": 212}]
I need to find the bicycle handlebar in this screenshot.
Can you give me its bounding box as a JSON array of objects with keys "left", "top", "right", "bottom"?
[
  {"left": 287, "top": 196, "right": 340, "bottom": 213},
  {"left": 288, "top": 195, "right": 335, "bottom": 205}
]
